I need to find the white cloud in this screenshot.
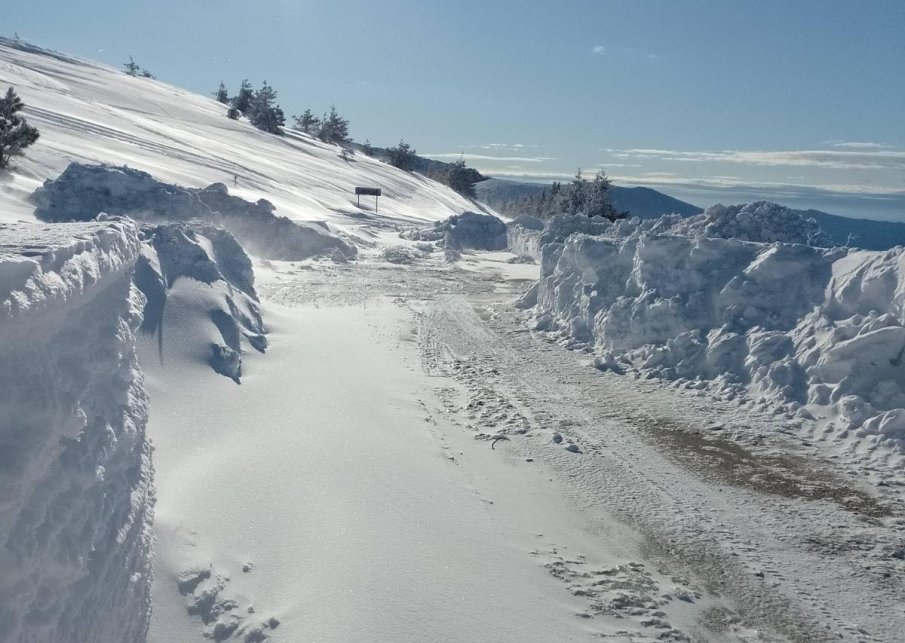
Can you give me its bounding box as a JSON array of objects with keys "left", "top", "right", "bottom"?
[
  {"left": 604, "top": 147, "right": 905, "bottom": 171},
  {"left": 424, "top": 153, "right": 554, "bottom": 163},
  {"left": 592, "top": 45, "right": 606, "bottom": 55},
  {"left": 829, "top": 141, "right": 891, "bottom": 150}
]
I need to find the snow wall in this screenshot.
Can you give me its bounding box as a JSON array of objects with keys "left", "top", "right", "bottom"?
[
  {"left": 514, "top": 203, "right": 905, "bottom": 459},
  {"left": 0, "top": 219, "right": 154, "bottom": 642},
  {"left": 31, "top": 163, "right": 357, "bottom": 261}
]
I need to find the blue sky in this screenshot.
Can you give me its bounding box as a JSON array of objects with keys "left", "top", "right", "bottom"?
[{"left": 3, "top": 0, "right": 904, "bottom": 219}]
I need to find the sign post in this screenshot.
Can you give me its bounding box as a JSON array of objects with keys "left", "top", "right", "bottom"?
[{"left": 355, "top": 187, "right": 382, "bottom": 213}]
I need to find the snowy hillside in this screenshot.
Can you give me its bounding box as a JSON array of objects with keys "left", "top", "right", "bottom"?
[{"left": 0, "top": 38, "right": 479, "bottom": 233}]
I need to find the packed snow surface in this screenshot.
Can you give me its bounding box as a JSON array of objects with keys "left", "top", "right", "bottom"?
[
  {"left": 0, "top": 219, "right": 154, "bottom": 642},
  {"left": 515, "top": 209, "right": 905, "bottom": 464},
  {"left": 402, "top": 211, "right": 508, "bottom": 251}
]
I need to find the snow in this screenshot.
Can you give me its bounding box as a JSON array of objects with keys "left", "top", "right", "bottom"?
[
  {"left": 4, "top": 37, "right": 905, "bottom": 643},
  {"left": 0, "top": 219, "right": 154, "bottom": 642},
  {"left": 402, "top": 211, "right": 508, "bottom": 251},
  {"left": 32, "top": 164, "right": 357, "bottom": 261},
  {"left": 0, "top": 37, "right": 478, "bottom": 233},
  {"left": 136, "top": 222, "right": 266, "bottom": 382},
  {"left": 522, "top": 212, "right": 905, "bottom": 468}
]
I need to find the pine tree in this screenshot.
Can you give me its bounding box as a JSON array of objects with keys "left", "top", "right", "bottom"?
[
  {"left": 316, "top": 105, "right": 349, "bottom": 144},
  {"left": 123, "top": 56, "right": 140, "bottom": 76},
  {"left": 292, "top": 109, "right": 320, "bottom": 134},
  {"left": 387, "top": 139, "right": 417, "bottom": 171},
  {"left": 247, "top": 81, "right": 285, "bottom": 134},
  {"left": 0, "top": 87, "right": 40, "bottom": 169},
  {"left": 230, "top": 79, "right": 254, "bottom": 115},
  {"left": 214, "top": 81, "right": 229, "bottom": 104},
  {"left": 444, "top": 158, "right": 479, "bottom": 198},
  {"left": 363, "top": 138, "right": 374, "bottom": 156},
  {"left": 584, "top": 169, "right": 621, "bottom": 220}
]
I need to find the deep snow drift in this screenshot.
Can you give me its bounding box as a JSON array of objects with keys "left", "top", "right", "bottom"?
[
  {"left": 136, "top": 222, "right": 266, "bottom": 382},
  {"left": 0, "top": 219, "right": 154, "bottom": 642},
  {"left": 513, "top": 205, "right": 905, "bottom": 465},
  {"left": 32, "top": 164, "right": 356, "bottom": 261}
]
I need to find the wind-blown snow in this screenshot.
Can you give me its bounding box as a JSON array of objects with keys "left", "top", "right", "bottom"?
[
  {"left": 0, "top": 37, "right": 479, "bottom": 232},
  {"left": 518, "top": 209, "right": 905, "bottom": 462},
  {"left": 31, "top": 164, "right": 357, "bottom": 261},
  {"left": 0, "top": 219, "right": 154, "bottom": 642},
  {"left": 136, "top": 222, "right": 267, "bottom": 382}
]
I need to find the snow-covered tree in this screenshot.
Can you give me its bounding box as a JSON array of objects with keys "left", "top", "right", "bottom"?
[
  {"left": 214, "top": 82, "right": 229, "bottom": 104},
  {"left": 292, "top": 109, "right": 320, "bottom": 134},
  {"left": 362, "top": 138, "right": 374, "bottom": 156},
  {"left": 230, "top": 79, "right": 254, "bottom": 115},
  {"left": 247, "top": 81, "right": 285, "bottom": 134},
  {"left": 316, "top": 105, "right": 349, "bottom": 144},
  {"left": 553, "top": 168, "right": 622, "bottom": 221},
  {"left": 0, "top": 87, "right": 40, "bottom": 169}
]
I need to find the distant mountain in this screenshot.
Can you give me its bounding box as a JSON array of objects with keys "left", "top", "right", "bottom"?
[
  {"left": 474, "top": 178, "right": 703, "bottom": 220},
  {"left": 476, "top": 178, "right": 905, "bottom": 251},
  {"left": 796, "top": 209, "right": 905, "bottom": 251}
]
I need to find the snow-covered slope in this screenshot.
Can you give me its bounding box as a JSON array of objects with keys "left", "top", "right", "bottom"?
[
  {"left": 0, "top": 219, "right": 154, "bottom": 642},
  {"left": 0, "top": 38, "right": 477, "bottom": 232}
]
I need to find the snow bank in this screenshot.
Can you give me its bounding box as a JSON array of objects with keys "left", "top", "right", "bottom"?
[
  {"left": 136, "top": 222, "right": 266, "bottom": 382},
  {"left": 31, "top": 163, "right": 356, "bottom": 261},
  {"left": 524, "top": 209, "right": 905, "bottom": 456},
  {"left": 402, "top": 211, "right": 508, "bottom": 252},
  {"left": 0, "top": 219, "right": 154, "bottom": 642},
  {"left": 667, "top": 201, "right": 833, "bottom": 246}
]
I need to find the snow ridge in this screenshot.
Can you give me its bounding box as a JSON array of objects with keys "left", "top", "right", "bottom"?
[
  {"left": 31, "top": 163, "right": 356, "bottom": 261},
  {"left": 0, "top": 219, "right": 154, "bottom": 642},
  {"left": 517, "top": 209, "right": 905, "bottom": 464}
]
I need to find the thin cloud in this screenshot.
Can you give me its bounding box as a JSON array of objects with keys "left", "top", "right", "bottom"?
[
  {"left": 830, "top": 141, "right": 891, "bottom": 150},
  {"left": 606, "top": 173, "right": 905, "bottom": 197},
  {"left": 605, "top": 147, "right": 905, "bottom": 170},
  {"left": 424, "top": 153, "right": 555, "bottom": 163},
  {"left": 591, "top": 44, "right": 660, "bottom": 59}
]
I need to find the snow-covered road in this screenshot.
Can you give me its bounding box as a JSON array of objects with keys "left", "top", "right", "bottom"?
[{"left": 143, "top": 251, "right": 905, "bottom": 642}]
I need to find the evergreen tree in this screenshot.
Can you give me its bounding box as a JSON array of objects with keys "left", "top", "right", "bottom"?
[
  {"left": 226, "top": 106, "right": 240, "bottom": 120},
  {"left": 386, "top": 139, "right": 417, "bottom": 171},
  {"left": 583, "top": 169, "right": 620, "bottom": 220},
  {"left": 230, "top": 79, "right": 254, "bottom": 115},
  {"left": 444, "top": 158, "right": 479, "bottom": 198},
  {"left": 214, "top": 81, "right": 229, "bottom": 104},
  {"left": 123, "top": 56, "right": 140, "bottom": 76},
  {"left": 292, "top": 109, "right": 320, "bottom": 134},
  {"left": 362, "top": 138, "right": 374, "bottom": 156},
  {"left": 247, "top": 81, "right": 285, "bottom": 134},
  {"left": 316, "top": 104, "right": 349, "bottom": 144},
  {"left": 551, "top": 168, "right": 622, "bottom": 221},
  {"left": 0, "top": 87, "right": 40, "bottom": 169}
]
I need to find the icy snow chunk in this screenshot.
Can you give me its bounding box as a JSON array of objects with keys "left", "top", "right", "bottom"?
[
  {"left": 403, "top": 211, "right": 507, "bottom": 251},
  {"left": 31, "top": 163, "right": 357, "bottom": 261}
]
